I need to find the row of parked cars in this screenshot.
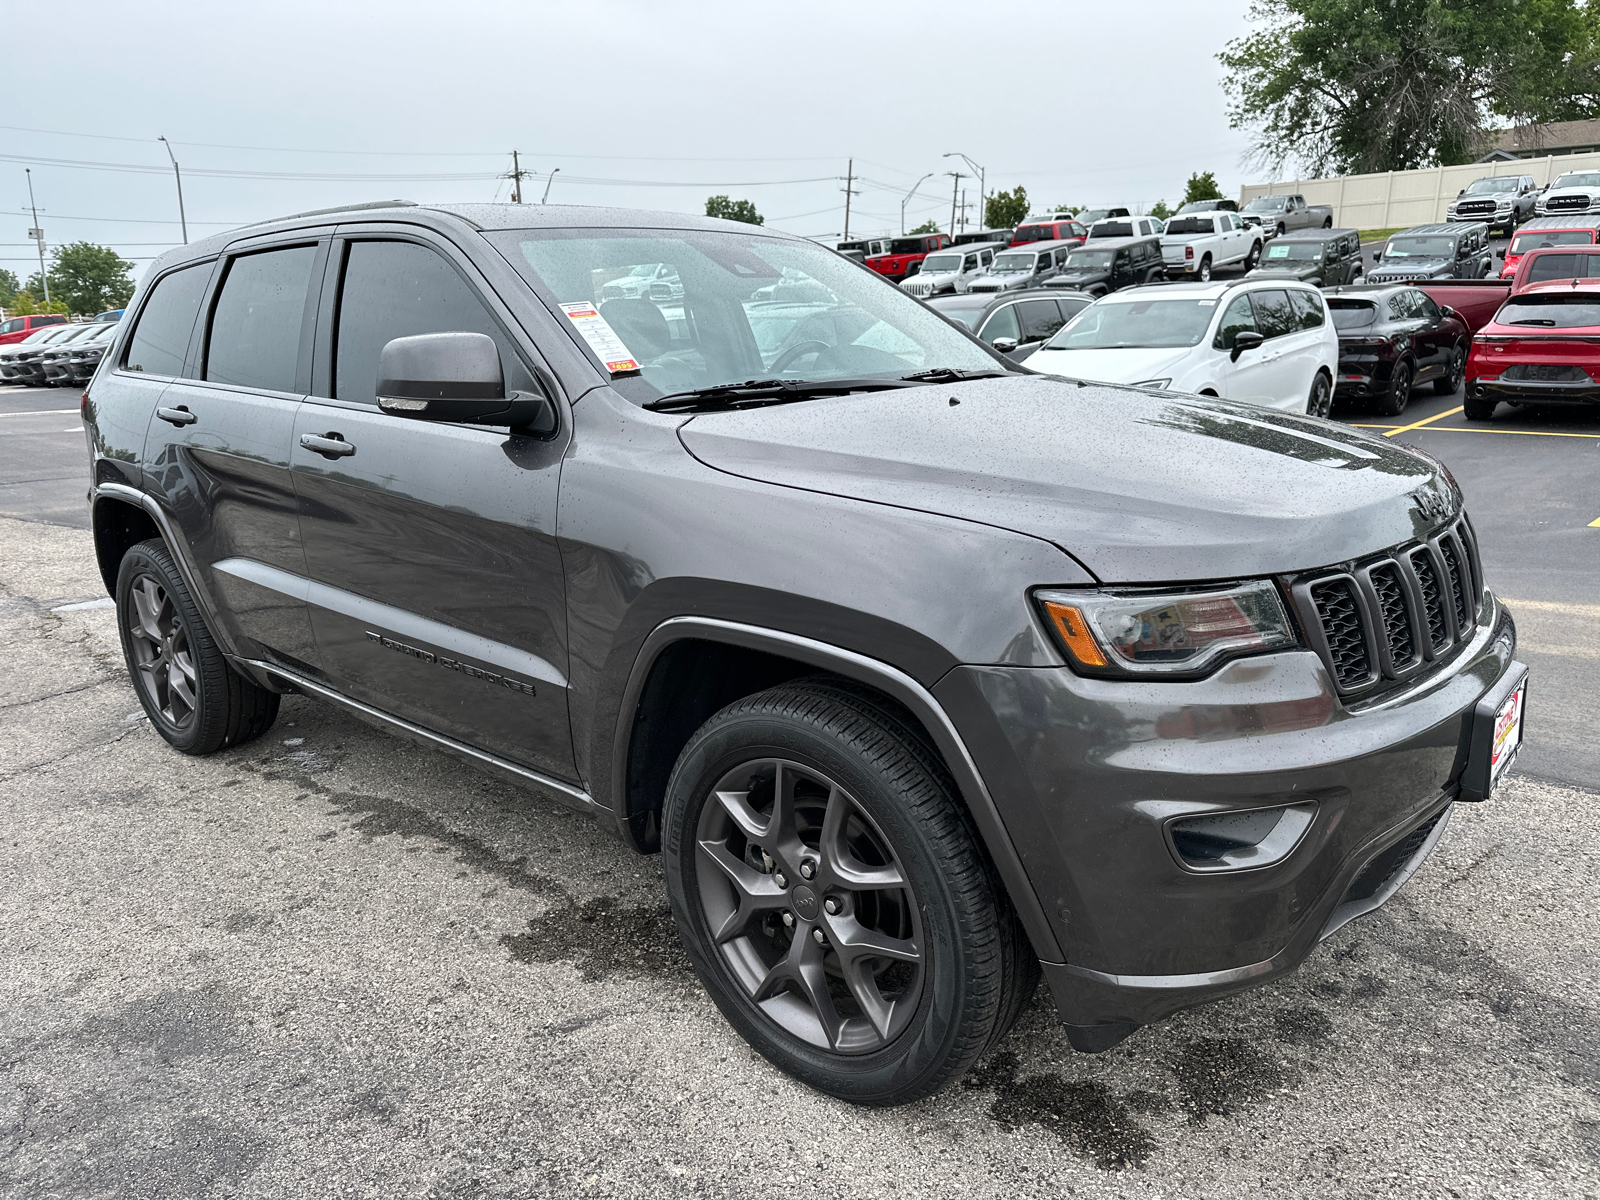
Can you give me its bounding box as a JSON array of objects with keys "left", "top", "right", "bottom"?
[{"left": 0, "top": 313, "right": 123, "bottom": 387}]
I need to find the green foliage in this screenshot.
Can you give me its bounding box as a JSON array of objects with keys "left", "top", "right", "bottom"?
[
  {"left": 1183, "top": 172, "right": 1225, "bottom": 205},
  {"left": 984, "top": 186, "right": 1030, "bottom": 230},
  {"left": 30, "top": 243, "right": 136, "bottom": 316},
  {"left": 1149, "top": 200, "right": 1172, "bottom": 220},
  {"left": 9, "top": 290, "right": 68, "bottom": 316},
  {"left": 0, "top": 269, "right": 17, "bottom": 308},
  {"left": 907, "top": 220, "right": 941, "bottom": 235},
  {"left": 704, "top": 195, "right": 764, "bottom": 225},
  {"left": 1220, "top": 0, "right": 1600, "bottom": 175}
]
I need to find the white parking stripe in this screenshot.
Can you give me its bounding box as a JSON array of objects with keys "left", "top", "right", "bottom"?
[{"left": 0, "top": 409, "right": 80, "bottom": 417}]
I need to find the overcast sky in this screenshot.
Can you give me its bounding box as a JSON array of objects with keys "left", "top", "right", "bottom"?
[{"left": 4, "top": 0, "right": 1263, "bottom": 277}]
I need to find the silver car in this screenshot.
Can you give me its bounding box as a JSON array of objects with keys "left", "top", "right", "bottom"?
[
  {"left": 900, "top": 243, "right": 1005, "bottom": 298},
  {"left": 966, "top": 241, "right": 1076, "bottom": 293}
]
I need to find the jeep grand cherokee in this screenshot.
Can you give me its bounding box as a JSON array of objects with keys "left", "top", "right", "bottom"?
[{"left": 82, "top": 201, "right": 1526, "bottom": 1106}]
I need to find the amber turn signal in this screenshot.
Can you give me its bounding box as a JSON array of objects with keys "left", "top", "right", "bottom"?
[{"left": 1040, "top": 600, "right": 1107, "bottom": 668}]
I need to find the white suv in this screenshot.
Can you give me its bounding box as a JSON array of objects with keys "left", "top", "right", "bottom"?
[
  {"left": 900, "top": 242, "right": 1004, "bottom": 297},
  {"left": 1021, "top": 279, "right": 1339, "bottom": 416}
]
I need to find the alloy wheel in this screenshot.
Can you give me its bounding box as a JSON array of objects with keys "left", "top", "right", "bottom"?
[
  {"left": 125, "top": 573, "right": 198, "bottom": 729},
  {"left": 1309, "top": 373, "right": 1333, "bottom": 418},
  {"left": 694, "top": 757, "right": 924, "bottom": 1054}
]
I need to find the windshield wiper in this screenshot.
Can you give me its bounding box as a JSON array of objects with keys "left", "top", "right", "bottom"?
[
  {"left": 1508, "top": 318, "right": 1558, "bottom": 326},
  {"left": 643, "top": 377, "right": 914, "bottom": 412},
  {"left": 898, "top": 367, "right": 1011, "bottom": 383}
]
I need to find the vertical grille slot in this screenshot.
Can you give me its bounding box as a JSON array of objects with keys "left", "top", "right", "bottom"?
[
  {"left": 1369, "top": 564, "right": 1418, "bottom": 669},
  {"left": 1408, "top": 548, "right": 1449, "bottom": 652},
  {"left": 1438, "top": 536, "right": 1471, "bottom": 634},
  {"left": 1309, "top": 579, "right": 1372, "bottom": 690}
]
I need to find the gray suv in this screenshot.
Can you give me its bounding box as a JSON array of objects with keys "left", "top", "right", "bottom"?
[{"left": 83, "top": 202, "right": 1526, "bottom": 1105}]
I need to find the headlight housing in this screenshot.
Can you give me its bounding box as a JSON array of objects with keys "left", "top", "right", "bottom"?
[{"left": 1036, "top": 581, "right": 1299, "bottom": 678}]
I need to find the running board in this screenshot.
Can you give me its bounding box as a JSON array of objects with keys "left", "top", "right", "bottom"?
[{"left": 239, "top": 657, "right": 601, "bottom": 819}]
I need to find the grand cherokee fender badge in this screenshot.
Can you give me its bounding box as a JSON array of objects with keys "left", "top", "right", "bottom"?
[{"left": 364, "top": 632, "right": 536, "bottom": 696}]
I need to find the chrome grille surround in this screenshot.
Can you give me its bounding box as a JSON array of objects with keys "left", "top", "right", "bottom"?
[{"left": 1291, "top": 516, "right": 1485, "bottom": 702}]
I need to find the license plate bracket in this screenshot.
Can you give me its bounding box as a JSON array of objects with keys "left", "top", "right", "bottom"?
[{"left": 1459, "top": 662, "right": 1528, "bottom": 802}]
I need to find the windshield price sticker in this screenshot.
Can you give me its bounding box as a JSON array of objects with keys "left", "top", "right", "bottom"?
[{"left": 560, "top": 302, "right": 641, "bottom": 373}]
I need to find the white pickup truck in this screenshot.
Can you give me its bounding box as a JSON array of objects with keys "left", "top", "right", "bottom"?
[{"left": 1160, "top": 211, "right": 1262, "bottom": 280}]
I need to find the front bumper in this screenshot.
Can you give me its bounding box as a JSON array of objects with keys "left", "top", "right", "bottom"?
[{"left": 934, "top": 594, "right": 1517, "bottom": 1049}]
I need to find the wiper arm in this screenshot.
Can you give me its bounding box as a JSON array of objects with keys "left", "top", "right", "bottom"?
[
  {"left": 643, "top": 376, "right": 914, "bottom": 412},
  {"left": 898, "top": 367, "right": 1011, "bottom": 383},
  {"left": 1508, "top": 318, "right": 1558, "bottom": 326}
]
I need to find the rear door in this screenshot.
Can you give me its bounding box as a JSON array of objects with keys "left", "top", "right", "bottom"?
[
  {"left": 142, "top": 240, "right": 322, "bottom": 668},
  {"left": 289, "top": 228, "right": 576, "bottom": 779},
  {"left": 1214, "top": 292, "right": 1277, "bottom": 405},
  {"left": 1249, "top": 287, "right": 1316, "bottom": 406}
]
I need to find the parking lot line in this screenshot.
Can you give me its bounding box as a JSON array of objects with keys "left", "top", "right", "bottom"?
[
  {"left": 1349, "top": 421, "right": 1600, "bottom": 439},
  {"left": 1590, "top": 516, "right": 1600, "bottom": 527},
  {"left": 1502, "top": 597, "right": 1600, "bottom": 618},
  {"left": 0, "top": 409, "right": 80, "bottom": 417},
  {"left": 1382, "top": 406, "right": 1463, "bottom": 437}
]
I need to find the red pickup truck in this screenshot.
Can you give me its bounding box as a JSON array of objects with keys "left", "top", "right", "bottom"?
[
  {"left": 0, "top": 313, "right": 68, "bottom": 346},
  {"left": 1465, "top": 278, "right": 1600, "bottom": 420},
  {"left": 865, "top": 233, "right": 951, "bottom": 283}
]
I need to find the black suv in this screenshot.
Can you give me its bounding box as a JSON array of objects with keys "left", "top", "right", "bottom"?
[
  {"left": 83, "top": 202, "right": 1526, "bottom": 1106},
  {"left": 1042, "top": 236, "right": 1164, "bottom": 295},
  {"left": 1250, "top": 227, "right": 1365, "bottom": 286},
  {"left": 1368, "top": 223, "right": 1494, "bottom": 283}
]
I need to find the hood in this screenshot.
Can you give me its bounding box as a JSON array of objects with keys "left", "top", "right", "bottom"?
[
  {"left": 1249, "top": 264, "right": 1321, "bottom": 282},
  {"left": 1370, "top": 259, "right": 1450, "bottom": 279},
  {"left": 676, "top": 375, "right": 1453, "bottom": 583},
  {"left": 1024, "top": 345, "right": 1193, "bottom": 384},
  {"left": 1054, "top": 267, "right": 1109, "bottom": 284}
]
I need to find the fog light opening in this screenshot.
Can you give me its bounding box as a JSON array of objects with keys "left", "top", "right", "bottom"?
[{"left": 1168, "top": 802, "right": 1317, "bottom": 873}]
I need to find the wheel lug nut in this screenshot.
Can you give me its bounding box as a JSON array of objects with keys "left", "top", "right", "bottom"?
[
  {"left": 781, "top": 912, "right": 794, "bottom": 928},
  {"left": 812, "top": 928, "right": 826, "bottom": 945},
  {"left": 799, "top": 860, "right": 816, "bottom": 880},
  {"left": 824, "top": 897, "right": 840, "bottom": 915},
  {"left": 773, "top": 872, "right": 787, "bottom": 889}
]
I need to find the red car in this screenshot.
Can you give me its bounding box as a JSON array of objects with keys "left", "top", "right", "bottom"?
[
  {"left": 1010, "top": 217, "right": 1086, "bottom": 247},
  {"left": 1508, "top": 244, "right": 1600, "bottom": 293},
  {"left": 0, "top": 313, "right": 68, "bottom": 346},
  {"left": 1464, "top": 279, "right": 1600, "bottom": 419},
  {"left": 1497, "top": 216, "right": 1600, "bottom": 279},
  {"left": 865, "top": 233, "right": 952, "bottom": 282}
]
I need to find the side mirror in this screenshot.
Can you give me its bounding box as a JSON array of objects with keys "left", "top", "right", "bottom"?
[
  {"left": 1230, "top": 330, "right": 1265, "bottom": 362},
  {"left": 1439, "top": 305, "right": 1456, "bottom": 318},
  {"left": 377, "top": 331, "right": 555, "bottom": 434},
  {"left": 992, "top": 336, "right": 1020, "bottom": 354},
  {"left": 1457, "top": 189, "right": 1465, "bottom": 197},
  {"left": 1497, "top": 248, "right": 1506, "bottom": 258}
]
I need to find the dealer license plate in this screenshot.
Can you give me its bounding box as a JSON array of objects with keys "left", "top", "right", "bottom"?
[{"left": 1489, "top": 680, "right": 1526, "bottom": 789}]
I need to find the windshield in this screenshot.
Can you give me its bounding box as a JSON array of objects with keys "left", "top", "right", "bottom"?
[
  {"left": 1264, "top": 242, "right": 1322, "bottom": 261},
  {"left": 1075, "top": 210, "right": 1112, "bottom": 226},
  {"left": 1165, "top": 218, "right": 1217, "bottom": 236},
  {"left": 1553, "top": 172, "right": 1600, "bottom": 189},
  {"left": 1245, "top": 197, "right": 1287, "bottom": 212},
  {"left": 991, "top": 252, "right": 1037, "bottom": 272},
  {"left": 1327, "top": 299, "right": 1378, "bottom": 329},
  {"left": 1464, "top": 178, "right": 1516, "bottom": 195},
  {"left": 920, "top": 253, "right": 962, "bottom": 273},
  {"left": 1045, "top": 297, "right": 1217, "bottom": 349},
  {"left": 488, "top": 228, "right": 1000, "bottom": 399},
  {"left": 1510, "top": 230, "right": 1597, "bottom": 253},
  {"left": 1496, "top": 295, "right": 1600, "bottom": 327},
  {"left": 1063, "top": 250, "right": 1112, "bottom": 270},
  {"left": 1175, "top": 202, "right": 1219, "bottom": 215},
  {"left": 1385, "top": 236, "right": 1455, "bottom": 258}
]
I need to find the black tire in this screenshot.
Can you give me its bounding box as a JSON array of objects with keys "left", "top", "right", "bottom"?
[
  {"left": 115, "top": 539, "right": 280, "bottom": 754},
  {"left": 1307, "top": 371, "right": 1333, "bottom": 419},
  {"left": 1197, "top": 255, "right": 1213, "bottom": 282},
  {"left": 1462, "top": 390, "right": 1497, "bottom": 421},
  {"left": 1244, "top": 241, "right": 1261, "bottom": 270},
  {"left": 1375, "top": 359, "right": 1413, "bottom": 417},
  {"left": 1275, "top": 222, "right": 1287, "bottom": 239},
  {"left": 663, "top": 678, "right": 1034, "bottom": 1105},
  {"left": 1435, "top": 343, "right": 1466, "bottom": 395},
  {"left": 1323, "top": 216, "right": 1333, "bottom": 228}
]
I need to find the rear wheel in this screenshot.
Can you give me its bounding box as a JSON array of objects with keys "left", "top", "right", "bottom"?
[
  {"left": 1435, "top": 344, "right": 1466, "bottom": 395},
  {"left": 1307, "top": 371, "right": 1333, "bottom": 419},
  {"left": 663, "top": 679, "right": 1034, "bottom": 1105},
  {"left": 1244, "top": 241, "right": 1261, "bottom": 270},
  {"left": 1197, "top": 255, "right": 1213, "bottom": 282},
  {"left": 115, "top": 539, "right": 280, "bottom": 754},
  {"left": 1463, "top": 391, "right": 1498, "bottom": 421},
  {"left": 1375, "top": 360, "right": 1413, "bottom": 417}
]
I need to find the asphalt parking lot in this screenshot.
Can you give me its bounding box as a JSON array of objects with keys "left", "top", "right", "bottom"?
[{"left": 2, "top": 378, "right": 1597, "bottom": 1198}]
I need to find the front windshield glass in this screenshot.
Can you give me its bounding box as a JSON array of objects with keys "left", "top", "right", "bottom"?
[
  {"left": 1175, "top": 202, "right": 1217, "bottom": 215},
  {"left": 1496, "top": 295, "right": 1600, "bottom": 327},
  {"left": 1510, "top": 230, "right": 1596, "bottom": 253},
  {"left": 990, "top": 252, "right": 1036, "bottom": 272},
  {"left": 920, "top": 253, "right": 962, "bottom": 273},
  {"left": 1327, "top": 299, "right": 1378, "bottom": 329},
  {"left": 1553, "top": 172, "right": 1600, "bottom": 189},
  {"left": 1463, "top": 178, "right": 1514, "bottom": 194},
  {"left": 1264, "top": 242, "right": 1322, "bottom": 261},
  {"left": 1245, "top": 197, "right": 1287, "bottom": 211},
  {"left": 1044, "top": 298, "right": 1217, "bottom": 349},
  {"left": 1063, "top": 250, "right": 1112, "bottom": 270},
  {"left": 488, "top": 228, "right": 1000, "bottom": 399},
  {"left": 1075, "top": 210, "right": 1112, "bottom": 226},
  {"left": 1386, "top": 236, "right": 1455, "bottom": 258}
]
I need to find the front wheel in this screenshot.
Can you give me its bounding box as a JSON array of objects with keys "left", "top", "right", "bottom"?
[
  {"left": 1435, "top": 344, "right": 1466, "bottom": 395},
  {"left": 1375, "top": 360, "right": 1413, "bottom": 417},
  {"left": 1307, "top": 371, "right": 1333, "bottom": 419},
  {"left": 662, "top": 680, "right": 1035, "bottom": 1105}
]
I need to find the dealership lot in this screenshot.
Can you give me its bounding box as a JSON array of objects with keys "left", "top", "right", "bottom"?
[{"left": 2, "top": 379, "right": 1597, "bottom": 1196}]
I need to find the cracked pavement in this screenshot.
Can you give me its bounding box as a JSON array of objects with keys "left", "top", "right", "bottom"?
[{"left": 1, "top": 513, "right": 1597, "bottom": 1199}]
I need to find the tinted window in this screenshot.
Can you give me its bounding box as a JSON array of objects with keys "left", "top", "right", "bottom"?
[
  {"left": 1017, "top": 299, "right": 1066, "bottom": 341},
  {"left": 977, "top": 304, "right": 1020, "bottom": 344},
  {"left": 0, "top": 318, "right": 22, "bottom": 334},
  {"left": 1412, "top": 291, "right": 1441, "bottom": 320},
  {"left": 1328, "top": 299, "right": 1378, "bottom": 329},
  {"left": 125, "top": 262, "right": 212, "bottom": 378},
  {"left": 335, "top": 240, "right": 531, "bottom": 406},
  {"left": 1526, "top": 252, "right": 1600, "bottom": 282},
  {"left": 1250, "top": 289, "right": 1296, "bottom": 338},
  {"left": 1509, "top": 230, "right": 1597, "bottom": 253},
  {"left": 206, "top": 247, "right": 317, "bottom": 392},
  {"left": 1213, "top": 294, "right": 1259, "bottom": 349},
  {"left": 1497, "top": 295, "right": 1600, "bottom": 328},
  {"left": 1287, "top": 289, "right": 1325, "bottom": 329},
  {"left": 1095, "top": 221, "right": 1134, "bottom": 238}
]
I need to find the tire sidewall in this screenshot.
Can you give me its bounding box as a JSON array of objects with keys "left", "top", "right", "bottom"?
[
  {"left": 662, "top": 709, "right": 977, "bottom": 1103},
  {"left": 116, "top": 541, "right": 218, "bottom": 753}
]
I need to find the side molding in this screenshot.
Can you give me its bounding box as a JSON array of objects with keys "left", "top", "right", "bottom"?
[{"left": 616, "top": 616, "right": 1065, "bottom": 963}]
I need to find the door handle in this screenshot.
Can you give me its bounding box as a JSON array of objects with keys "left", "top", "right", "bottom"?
[
  {"left": 300, "top": 432, "right": 356, "bottom": 459},
  {"left": 156, "top": 405, "right": 196, "bottom": 426}
]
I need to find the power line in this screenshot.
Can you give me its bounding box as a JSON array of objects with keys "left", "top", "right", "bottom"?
[{"left": 1, "top": 208, "right": 234, "bottom": 226}]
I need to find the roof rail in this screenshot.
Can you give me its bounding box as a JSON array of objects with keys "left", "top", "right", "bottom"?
[{"left": 282, "top": 199, "right": 418, "bottom": 220}]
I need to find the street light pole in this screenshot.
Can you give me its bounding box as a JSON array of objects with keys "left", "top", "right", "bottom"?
[
  {"left": 157, "top": 136, "right": 188, "bottom": 244},
  {"left": 24, "top": 169, "right": 49, "bottom": 305},
  {"left": 541, "top": 168, "right": 560, "bottom": 204},
  {"left": 900, "top": 172, "right": 933, "bottom": 233},
  {"left": 943, "top": 152, "right": 986, "bottom": 228}
]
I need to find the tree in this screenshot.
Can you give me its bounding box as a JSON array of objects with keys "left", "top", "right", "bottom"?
[
  {"left": 1183, "top": 172, "right": 1225, "bottom": 206},
  {"left": 0, "top": 269, "right": 17, "bottom": 309},
  {"left": 907, "top": 219, "right": 941, "bottom": 235},
  {"left": 984, "top": 186, "right": 1029, "bottom": 229},
  {"left": 1149, "top": 200, "right": 1172, "bottom": 220},
  {"left": 1219, "top": 0, "right": 1600, "bottom": 176},
  {"left": 704, "top": 195, "right": 764, "bottom": 225},
  {"left": 39, "top": 242, "right": 137, "bottom": 316},
  {"left": 9, "top": 290, "right": 68, "bottom": 316}
]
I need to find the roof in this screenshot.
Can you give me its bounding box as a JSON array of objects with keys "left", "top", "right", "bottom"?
[
  {"left": 1069, "top": 235, "right": 1160, "bottom": 249},
  {"left": 1483, "top": 118, "right": 1600, "bottom": 156},
  {"left": 1515, "top": 215, "right": 1600, "bottom": 232},
  {"left": 1105, "top": 276, "right": 1318, "bottom": 302},
  {"left": 1322, "top": 283, "right": 1420, "bottom": 298},
  {"left": 927, "top": 286, "right": 1094, "bottom": 311},
  {"left": 1272, "top": 226, "right": 1360, "bottom": 242},
  {"left": 1512, "top": 278, "right": 1600, "bottom": 297},
  {"left": 1390, "top": 223, "right": 1479, "bottom": 238}
]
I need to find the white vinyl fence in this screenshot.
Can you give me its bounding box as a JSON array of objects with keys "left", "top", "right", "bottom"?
[{"left": 1240, "top": 151, "right": 1600, "bottom": 231}]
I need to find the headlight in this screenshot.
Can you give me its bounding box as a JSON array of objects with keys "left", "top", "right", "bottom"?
[
  {"left": 1134, "top": 378, "right": 1171, "bottom": 389},
  {"left": 1036, "top": 581, "right": 1299, "bottom": 678}
]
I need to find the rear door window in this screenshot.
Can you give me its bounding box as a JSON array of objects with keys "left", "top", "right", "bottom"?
[
  {"left": 1249, "top": 289, "right": 1296, "bottom": 338},
  {"left": 205, "top": 246, "right": 318, "bottom": 393},
  {"left": 125, "top": 262, "right": 213, "bottom": 378}
]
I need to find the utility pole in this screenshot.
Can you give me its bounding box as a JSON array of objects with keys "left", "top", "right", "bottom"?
[
  {"left": 947, "top": 171, "right": 966, "bottom": 237},
  {"left": 24, "top": 169, "right": 49, "bottom": 305},
  {"left": 508, "top": 150, "right": 531, "bottom": 203},
  {"left": 157, "top": 137, "right": 188, "bottom": 245},
  {"left": 841, "top": 158, "right": 859, "bottom": 240},
  {"left": 943, "top": 152, "right": 986, "bottom": 229},
  {"left": 540, "top": 167, "right": 560, "bottom": 203}
]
